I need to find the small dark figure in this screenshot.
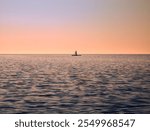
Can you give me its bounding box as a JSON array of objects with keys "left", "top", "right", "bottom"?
[{"left": 72, "top": 51, "right": 81, "bottom": 56}]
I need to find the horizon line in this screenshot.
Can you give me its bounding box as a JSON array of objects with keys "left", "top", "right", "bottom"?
[{"left": 0, "top": 53, "right": 150, "bottom": 55}]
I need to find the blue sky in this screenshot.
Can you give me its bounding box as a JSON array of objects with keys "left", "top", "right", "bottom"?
[
  {"left": 1, "top": 0, "right": 150, "bottom": 27},
  {"left": 1, "top": 0, "right": 99, "bottom": 25}
]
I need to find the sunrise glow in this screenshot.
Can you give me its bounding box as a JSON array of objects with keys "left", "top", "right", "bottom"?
[{"left": 0, "top": 0, "right": 150, "bottom": 54}]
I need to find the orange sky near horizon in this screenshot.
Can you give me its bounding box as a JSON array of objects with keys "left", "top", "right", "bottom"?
[
  {"left": 1, "top": 22, "right": 149, "bottom": 54},
  {"left": 0, "top": 0, "right": 150, "bottom": 54}
]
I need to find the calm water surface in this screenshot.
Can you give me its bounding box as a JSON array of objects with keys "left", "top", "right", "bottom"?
[{"left": 0, "top": 55, "right": 150, "bottom": 113}]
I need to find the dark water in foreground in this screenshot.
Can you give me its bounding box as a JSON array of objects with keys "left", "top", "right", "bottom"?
[{"left": 0, "top": 55, "right": 150, "bottom": 114}]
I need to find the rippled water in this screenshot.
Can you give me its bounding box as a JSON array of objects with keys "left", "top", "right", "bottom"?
[{"left": 0, "top": 55, "right": 150, "bottom": 114}]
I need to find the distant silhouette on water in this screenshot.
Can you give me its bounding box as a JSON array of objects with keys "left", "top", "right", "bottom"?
[{"left": 72, "top": 51, "right": 81, "bottom": 56}]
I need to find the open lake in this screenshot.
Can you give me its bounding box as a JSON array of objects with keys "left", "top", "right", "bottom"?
[{"left": 0, "top": 55, "right": 150, "bottom": 113}]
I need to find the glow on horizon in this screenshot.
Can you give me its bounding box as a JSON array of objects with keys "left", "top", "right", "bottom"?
[{"left": 0, "top": 0, "right": 150, "bottom": 54}]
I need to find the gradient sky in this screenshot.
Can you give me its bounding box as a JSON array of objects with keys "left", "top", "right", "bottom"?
[{"left": 0, "top": 0, "right": 150, "bottom": 54}]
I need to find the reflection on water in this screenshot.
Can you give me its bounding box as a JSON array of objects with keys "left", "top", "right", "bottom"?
[{"left": 0, "top": 55, "right": 150, "bottom": 113}]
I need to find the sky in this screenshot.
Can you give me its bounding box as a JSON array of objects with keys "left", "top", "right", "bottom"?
[{"left": 0, "top": 0, "right": 150, "bottom": 54}]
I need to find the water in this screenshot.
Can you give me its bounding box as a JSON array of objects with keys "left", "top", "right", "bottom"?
[{"left": 0, "top": 55, "right": 150, "bottom": 114}]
